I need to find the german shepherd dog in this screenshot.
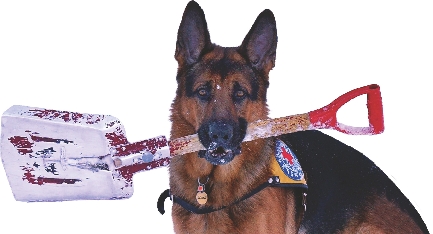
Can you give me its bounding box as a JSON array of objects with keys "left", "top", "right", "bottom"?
[{"left": 168, "top": 1, "right": 429, "bottom": 233}]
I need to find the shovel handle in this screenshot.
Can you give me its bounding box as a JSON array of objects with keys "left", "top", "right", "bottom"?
[{"left": 309, "top": 84, "right": 384, "bottom": 135}]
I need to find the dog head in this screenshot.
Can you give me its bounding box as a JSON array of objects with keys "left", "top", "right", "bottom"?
[{"left": 171, "top": 1, "right": 277, "bottom": 165}]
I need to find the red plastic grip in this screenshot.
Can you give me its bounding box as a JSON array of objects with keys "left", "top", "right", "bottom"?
[{"left": 309, "top": 84, "right": 384, "bottom": 135}]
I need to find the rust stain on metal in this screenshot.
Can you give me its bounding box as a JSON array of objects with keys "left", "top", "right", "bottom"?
[
  {"left": 27, "top": 109, "right": 103, "bottom": 124},
  {"left": 116, "top": 157, "right": 170, "bottom": 182},
  {"left": 30, "top": 134, "right": 74, "bottom": 144},
  {"left": 21, "top": 166, "right": 81, "bottom": 185},
  {"left": 105, "top": 120, "right": 120, "bottom": 128},
  {"left": 115, "top": 137, "right": 168, "bottom": 157},
  {"left": 8, "top": 136, "right": 34, "bottom": 155},
  {"left": 105, "top": 127, "right": 128, "bottom": 146}
]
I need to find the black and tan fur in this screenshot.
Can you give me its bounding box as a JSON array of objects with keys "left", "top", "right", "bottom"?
[{"left": 168, "top": 1, "right": 429, "bottom": 233}]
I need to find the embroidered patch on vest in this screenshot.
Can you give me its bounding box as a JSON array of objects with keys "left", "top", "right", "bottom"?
[{"left": 275, "top": 139, "right": 304, "bottom": 181}]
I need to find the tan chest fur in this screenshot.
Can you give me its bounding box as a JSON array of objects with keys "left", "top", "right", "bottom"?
[{"left": 171, "top": 187, "right": 300, "bottom": 234}]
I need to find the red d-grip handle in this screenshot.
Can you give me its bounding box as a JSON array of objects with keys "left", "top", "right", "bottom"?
[{"left": 309, "top": 84, "right": 384, "bottom": 135}]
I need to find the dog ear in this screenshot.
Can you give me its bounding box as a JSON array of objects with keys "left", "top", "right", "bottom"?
[
  {"left": 175, "top": 1, "right": 212, "bottom": 67},
  {"left": 239, "top": 9, "right": 277, "bottom": 74}
]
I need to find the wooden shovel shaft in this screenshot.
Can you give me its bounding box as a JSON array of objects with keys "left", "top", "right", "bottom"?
[{"left": 169, "top": 113, "right": 311, "bottom": 157}]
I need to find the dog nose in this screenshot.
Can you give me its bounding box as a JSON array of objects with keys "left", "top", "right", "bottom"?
[{"left": 208, "top": 122, "right": 233, "bottom": 146}]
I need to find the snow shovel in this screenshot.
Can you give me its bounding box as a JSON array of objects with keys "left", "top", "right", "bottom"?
[{"left": 0, "top": 84, "right": 383, "bottom": 202}]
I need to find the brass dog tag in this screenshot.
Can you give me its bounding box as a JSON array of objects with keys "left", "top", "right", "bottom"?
[
  {"left": 196, "top": 181, "right": 208, "bottom": 205},
  {"left": 196, "top": 191, "right": 208, "bottom": 205}
]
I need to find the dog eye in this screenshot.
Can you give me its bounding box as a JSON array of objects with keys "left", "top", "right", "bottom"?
[
  {"left": 235, "top": 90, "right": 245, "bottom": 98},
  {"left": 196, "top": 87, "right": 211, "bottom": 100},
  {"left": 198, "top": 89, "right": 208, "bottom": 97},
  {"left": 232, "top": 82, "right": 248, "bottom": 101}
]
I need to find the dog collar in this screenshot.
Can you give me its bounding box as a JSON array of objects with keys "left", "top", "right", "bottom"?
[{"left": 157, "top": 139, "right": 307, "bottom": 215}]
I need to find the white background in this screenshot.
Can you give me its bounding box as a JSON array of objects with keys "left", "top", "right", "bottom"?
[{"left": 0, "top": 1, "right": 432, "bottom": 233}]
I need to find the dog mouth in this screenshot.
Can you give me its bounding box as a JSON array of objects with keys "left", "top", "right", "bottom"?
[
  {"left": 198, "top": 143, "right": 242, "bottom": 165},
  {"left": 209, "top": 143, "right": 230, "bottom": 157}
]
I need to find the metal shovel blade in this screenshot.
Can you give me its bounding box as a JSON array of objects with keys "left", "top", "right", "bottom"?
[{"left": 1, "top": 106, "right": 139, "bottom": 202}]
